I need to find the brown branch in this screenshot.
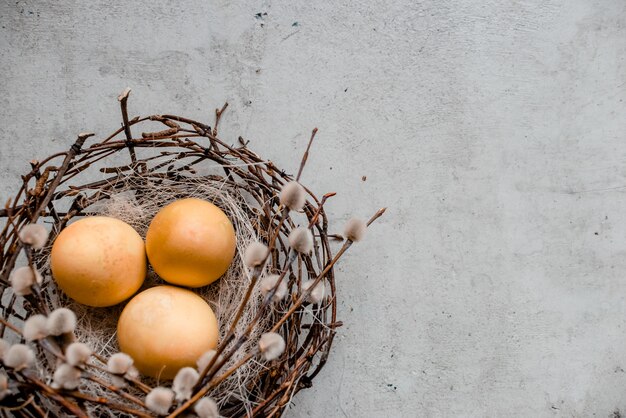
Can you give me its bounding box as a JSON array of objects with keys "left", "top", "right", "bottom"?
[
  {"left": 21, "top": 371, "right": 88, "bottom": 417},
  {"left": 213, "top": 102, "right": 228, "bottom": 136},
  {"left": 296, "top": 128, "right": 317, "bottom": 181},
  {"left": 118, "top": 87, "right": 137, "bottom": 163},
  {"left": 65, "top": 391, "right": 151, "bottom": 417}
]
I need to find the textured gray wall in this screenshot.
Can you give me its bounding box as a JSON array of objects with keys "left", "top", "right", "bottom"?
[{"left": 2, "top": 1, "right": 626, "bottom": 416}]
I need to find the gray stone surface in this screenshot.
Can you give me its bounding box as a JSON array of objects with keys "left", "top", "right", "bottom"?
[{"left": 2, "top": 0, "right": 626, "bottom": 416}]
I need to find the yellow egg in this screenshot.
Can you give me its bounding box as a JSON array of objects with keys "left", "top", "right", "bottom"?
[
  {"left": 50, "top": 216, "right": 146, "bottom": 307},
  {"left": 117, "top": 285, "right": 219, "bottom": 379},
  {"left": 145, "top": 198, "right": 236, "bottom": 287}
]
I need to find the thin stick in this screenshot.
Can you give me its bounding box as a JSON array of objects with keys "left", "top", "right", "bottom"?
[
  {"left": 84, "top": 375, "right": 147, "bottom": 409},
  {"left": 21, "top": 371, "right": 88, "bottom": 417},
  {"left": 296, "top": 128, "right": 317, "bottom": 181},
  {"left": 213, "top": 103, "right": 229, "bottom": 136},
  {"left": 118, "top": 87, "right": 137, "bottom": 163},
  {"left": 65, "top": 391, "right": 151, "bottom": 417}
]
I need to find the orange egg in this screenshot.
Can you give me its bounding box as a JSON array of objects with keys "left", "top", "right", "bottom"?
[
  {"left": 145, "top": 198, "right": 236, "bottom": 287},
  {"left": 117, "top": 286, "right": 219, "bottom": 379},
  {"left": 50, "top": 216, "right": 146, "bottom": 307}
]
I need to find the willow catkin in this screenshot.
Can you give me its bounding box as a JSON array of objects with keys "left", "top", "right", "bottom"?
[
  {"left": 259, "top": 274, "right": 288, "bottom": 302},
  {"left": 344, "top": 217, "right": 367, "bottom": 242},
  {"left": 302, "top": 280, "right": 326, "bottom": 304},
  {"left": 258, "top": 333, "right": 286, "bottom": 361},
  {"left": 65, "top": 342, "right": 92, "bottom": 366},
  {"left": 3, "top": 344, "right": 34, "bottom": 370},
  {"left": 288, "top": 227, "right": 314, "bottom": 253},
  {"left": 18, "top": 223, "right": 49, "bottom": 249},
  {"left": 145, "top": 387, "right": 174, "bottom": 416},
  {"left": 243, "top": 242, "right": 269, "bottom": 268},
  {"left": 23, "top": 314, "right": 48, "bottom": 341},
  {"left": 46, "top": 308, "right": 77, "bottom": 336},
  {"left": 279, "top": 181, "right": 306, "bottom": 211},
  {"left": 194, "top": 397, "right": 220, "bottom": 418},
  {"left": 53, "top": 363, "right": 81, "bottom": 390},
  {"left": 107, "top": 353, "right": 133, "bottom": 375},
  {"left": 196, "top": 349, "right": 222, "bottom": 373},
  {"left": 172, "top": 367, "right": 199, "bottom": 401},
  {"left": 10, "top": 266, "right": 42, "bottom": 296}
]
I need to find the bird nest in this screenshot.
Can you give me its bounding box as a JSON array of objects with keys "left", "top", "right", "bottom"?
[{"left": 0, "top": 89, "right": 384, "bottom": 417}]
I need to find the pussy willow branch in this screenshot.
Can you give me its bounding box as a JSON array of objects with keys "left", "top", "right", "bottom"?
[
  {"left": 271, "top": 207, "right": 386, "bottom": 332},
  {"left": 199, "top": 195, "right": 334, "bottom": 384},
  {"left": 87, "top": 361, "right": 151, "bottom": 394},
  {"left": 195, "top": 127, "right": 321, "bottom": 389},
  {"left": 170, "top": 207, "right": 384, "bottom": 418}
]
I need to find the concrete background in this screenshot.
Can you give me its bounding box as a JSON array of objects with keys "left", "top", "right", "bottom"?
[{"left": 2, "top": 0, "right": 626, "bottom": 416}]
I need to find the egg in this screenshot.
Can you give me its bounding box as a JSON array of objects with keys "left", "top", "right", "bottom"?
[
  {"left": 117, "top": 286, "right": 219, "bottom": 379},
  {"left": 145, "top": 198, "right": 236, "bottom": 287},
  {"left": 50, "top": 216, "right": 146, "bottom": 307}
]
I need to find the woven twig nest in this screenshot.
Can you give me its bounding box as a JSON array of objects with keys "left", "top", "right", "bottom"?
[{"left": 0, "top": 89, "right": 384, "bottom": 417}]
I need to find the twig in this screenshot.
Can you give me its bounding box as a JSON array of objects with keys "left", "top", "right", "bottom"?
[
  {"left": 296, "top": 128, "right": 317, "bottom": 181},
  {"left": 21, "top": 371, "right": 88, "bottom": 417},
  {"left": 213, "top": 103, "right": 229, "bottom": 136},
  {"left": 118, "top": 87, "right": 137, "bottom": 163}
]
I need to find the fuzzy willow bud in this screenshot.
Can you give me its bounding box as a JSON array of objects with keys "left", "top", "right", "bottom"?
[
  {"left": 288, "top": 227, "right": 313, "bottom": 253},
  {"left": 107, "top": 352, "right": 134, "bottom": 375},
  {"left": 194, "top": 397, "right": 220, "bottom": 418},
  {"left": 243, "top": 242, "right": 269, "bottom": 268},
  {"left": 18, "top": 223, "right": 49, "bottom": 249},
  {"left": 302, "top": 280, "right": 326, "bottom": 304},
  {"left": 23, "top": 314, "right": 48, "bottom": 341},
  {"left": 53, "top": 363, "right": 81, "bottom": 390},
  {"left": 344, "top": 218, "right": 367, "bottom": 242},
  {"left": 173, "top": 367, "right": 199, "bottom": 401},
  {"left": 3, "top": 344, "right": 34, "bottom": 370},
  {"left": 279, "top": 181, "right": 306, "bottom": 211},
  {"left": 260, "top": 274, "right": 288, "bottom": 302},
  {"left": 196, "top": 350, "right": 223, "bottom": 373},
  {"left": 258, "top": 332, "right": 286, "bottom": 361},
  {"left": 10, "top": 266, "right": 42, "bottom": 296},
  {"left": 65, "top": 342, "right": 92, "bottom": 366},
  {"left": 146, "top": 387, "right": 174, "bottom": 416},
  {"left": 46, "top": 308, "right": 77, "bottom": 336}
]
